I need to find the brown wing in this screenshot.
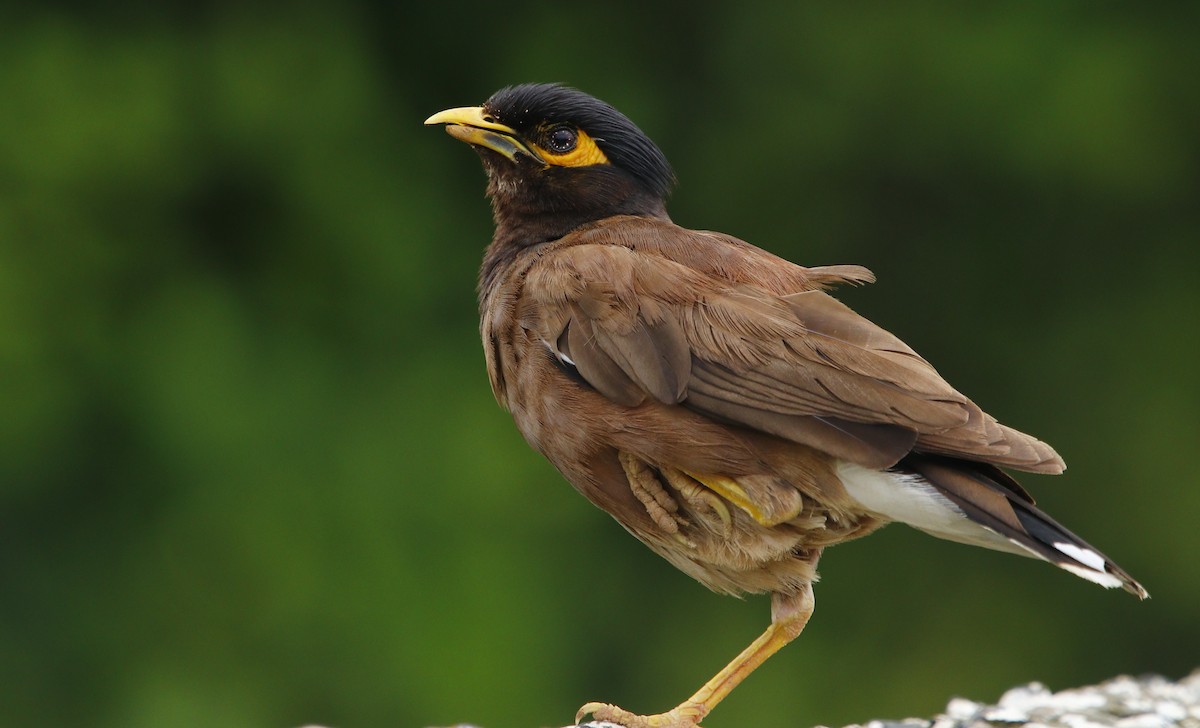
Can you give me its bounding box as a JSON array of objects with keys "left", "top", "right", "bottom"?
[{"left": 524, "top": 218, "right": 1063, "bottom": 474}]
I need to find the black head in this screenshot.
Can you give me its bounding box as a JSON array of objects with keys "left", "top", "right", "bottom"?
[
  {"left": 481, "top": 84, "right": 676, "bottom": 201},
  {"left": 426, "top": 83, "right": 675, "bottom": 244}
]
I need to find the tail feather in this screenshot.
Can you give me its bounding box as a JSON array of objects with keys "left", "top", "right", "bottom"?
[{"left": 905, "top": 455, "right": 1148, "bottom": 599}]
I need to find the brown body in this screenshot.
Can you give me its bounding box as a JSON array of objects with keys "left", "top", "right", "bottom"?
[
  {"left": 479, "top": 212, "right": 1061, "bottom": 597},
  {"left": 427, "top": 84, "right": 1144, "bottom": 728}
]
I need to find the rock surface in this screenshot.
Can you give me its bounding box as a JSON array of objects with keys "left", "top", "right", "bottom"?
[{"left": 833, "top": 671, "right": 1200, "bottom": 728}]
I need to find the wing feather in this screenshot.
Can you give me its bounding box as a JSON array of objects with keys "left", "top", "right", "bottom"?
[{"left": 526, "top": 219, "right": 1063, "bottom": 473}]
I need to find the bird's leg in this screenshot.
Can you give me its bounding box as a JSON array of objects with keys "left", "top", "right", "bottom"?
[{"left": 576, "top": 584, "right": 816, "bottom": 728}]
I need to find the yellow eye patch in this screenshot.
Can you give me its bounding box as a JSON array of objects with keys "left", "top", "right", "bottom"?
[{"left": 531, "top": 127, "right": 611, "bottom": 168}]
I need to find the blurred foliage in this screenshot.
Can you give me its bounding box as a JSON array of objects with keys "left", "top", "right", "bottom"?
[{"left": 1, "top": 3, "right": 1197, "bottom": 728}]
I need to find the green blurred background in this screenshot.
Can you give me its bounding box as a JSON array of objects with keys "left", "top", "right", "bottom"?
[{"left": 2, "top": 3, "right": 1197, "bottom": 727}]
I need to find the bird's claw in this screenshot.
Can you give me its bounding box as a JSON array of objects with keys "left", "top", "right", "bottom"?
[{"left": 576, "top": 700, "right": 706, "bottom": 728}]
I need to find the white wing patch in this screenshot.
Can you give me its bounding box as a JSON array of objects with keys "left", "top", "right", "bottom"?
[
  {"left": 1060, "top": 562, "right": 1123, "bottom": 589},
  {"left": 542, "top": 338, "right": 575, "bottom": 366},
  {"left": 1054, "top": 541, "right": 1124, "bottom": 589},
  {"left": 1054, "top": 541, "right": 1108, "bottom": 572}
]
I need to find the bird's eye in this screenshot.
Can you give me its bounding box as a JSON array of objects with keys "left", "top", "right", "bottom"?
[
  {"left": 547, "top": 127, "right": 578, "bottom": 153},
  {"left": 529, "top": 125, "right": 609, "bottom": 167}
]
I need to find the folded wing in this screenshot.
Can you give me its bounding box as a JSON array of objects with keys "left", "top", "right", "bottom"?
[{"left": 527, "top": 227, "right": 1063, "bottom": 474}]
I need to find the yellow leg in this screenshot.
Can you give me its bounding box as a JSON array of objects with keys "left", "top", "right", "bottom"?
[{"left": 576, "top": 586, "right": 815, "bottom": 728}]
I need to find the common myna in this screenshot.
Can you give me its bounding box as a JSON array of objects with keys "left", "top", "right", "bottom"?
[{"left": 425, "top": 83, "right": 1146, "bottom": 728}]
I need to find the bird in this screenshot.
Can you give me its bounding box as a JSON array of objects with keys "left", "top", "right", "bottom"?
[{"left": 424, "top": 83, "right": 1147, "bottom": 728}]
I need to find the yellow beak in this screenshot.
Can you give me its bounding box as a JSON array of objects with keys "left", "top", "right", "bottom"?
[{"left": 424, "top": 106, "right": 544, "bottom": 164}]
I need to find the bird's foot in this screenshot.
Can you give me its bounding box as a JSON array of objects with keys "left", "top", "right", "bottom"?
[{"left": 576, "top": 700, "right": 706, "bottom": 728}]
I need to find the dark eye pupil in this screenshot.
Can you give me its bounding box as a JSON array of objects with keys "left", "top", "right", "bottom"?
[{"left": 549, "top": 127, "right": 577, "bottom": 152}]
